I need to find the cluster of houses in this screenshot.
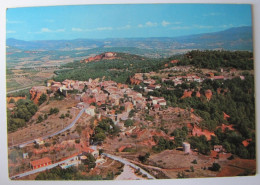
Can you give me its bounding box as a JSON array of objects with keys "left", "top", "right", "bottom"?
[
  {"left": 128, "top": 65, "right": 246, "bottom": 90},
  {"left": 46, "top": 78, "right": 167, "bottom": 125}
]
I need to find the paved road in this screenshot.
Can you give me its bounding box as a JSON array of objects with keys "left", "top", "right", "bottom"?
[
  {"left": 103, "top": 153, "right": 156, "bottom": 180},
  {"left": 7, "top": 86, "right": 32, "bottom": 94},
  {"left": 10, "top": 154, "right": 77, "bottom": 180},
  {"left": 12, "top": 108, "right": 86, "bottom": 148}
]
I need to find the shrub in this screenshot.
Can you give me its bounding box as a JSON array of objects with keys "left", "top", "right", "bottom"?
[
  {"left": 75, "top": 139, "right": 80, "bottom": 144},
  {"left": 209, "top": 163, "right": 221, "bottom": 171}
]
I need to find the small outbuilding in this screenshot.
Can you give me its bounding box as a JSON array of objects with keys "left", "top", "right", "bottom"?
[{"left": 182, "top": 142, "right": 191, "bottom": 154}]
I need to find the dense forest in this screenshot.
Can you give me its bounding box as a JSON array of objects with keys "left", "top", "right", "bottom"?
[
  {"left": 178, "top": 50, "right": 253, "bottom": 70},
  {"left": 149, "top": 74, "right": 255, "bottom": 159}
]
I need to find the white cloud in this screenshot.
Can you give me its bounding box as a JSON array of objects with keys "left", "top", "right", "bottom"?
[
  {"left": 138, "top": 21, "right": 157, "bottom": 28},
  {"left": 117, "top": 25, "right": 131, "bottom": 30},
  {"left": 171, "top": 24, "right": 216, "bottom": 30},
  {"left": 7, "top": 19, "right": 23, "bottom": 24},
  {"left": 96, "top": 27, "right": 113, "bottom": 31},
  {"left": 203, "top": 12, "right": 225, "bottom": 17},
  {"left": 72, "top": 27, "right": 114, "bottom": 32},
  {"left": 145, "top": 21, "right": 157, "bottom": 27},
  {"left": 171, "top": 26, "right": 191, "bottom": 30},
  {"left": 41, "top": 28, "right": 52, "bottom": 32},
  {"left": 162, "top": 20, "right": 170, "bottom": 27},
  {"left": 29, "top": 28, "right": 65, "bottom": 34},
  {"left": 7, "top": 30, "right": 16, "bottom": 34},
  {"left": 219, "top": 24, "right": 234, "bottom": 28},
  {"left": 194, "top": 25, "right": 214, "bottom": 29},
  {"left": 56, "top": 29, "right": 65, "bottom": 32},
  {"left": 72, "top": 28, "right": 83, "bottom": 32}
]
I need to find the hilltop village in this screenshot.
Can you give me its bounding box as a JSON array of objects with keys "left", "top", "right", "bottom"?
[{"left": 7, "top": 51, "right": 256, "bottom": 180}]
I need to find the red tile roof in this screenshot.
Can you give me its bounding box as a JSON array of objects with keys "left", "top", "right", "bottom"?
[{"left": 30, "top": 157, "right": 52, "bottom": 167}]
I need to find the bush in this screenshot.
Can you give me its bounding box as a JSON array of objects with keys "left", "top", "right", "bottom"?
[
  {"left": 50, "top": 107, "right": 59, "bottom": 115},
  {"left": 124, "top": 119, "right": 134, "bottom": 127},
  {"left": 75, "top": 139, "right": 80, "bottom": 144},
  {"left": 190, "top": 166, "right": 194, "bottom": 172},
  {"left": 59, "top": 114, "right": 65, "bottom": 119},
  {"left": 138, "top": 153, "right": 150, "bottom": 163},
  {"left": 228, "top": 155, "right": 234, "bottom": 160},
  {"left": 37, "top": 115, "right": 43, "bottom": 123},
  {"left": 209, "top": 163, "right": 221, "bottom": 171},
  {"left": 115, "top": 171, "right": 121, "bottom": 176},
  {"left": 9, "top": 98, "right": 15, "bottom": 103},
  {"left": 34, "top": 143, "right": 40, "bottom": 149}
]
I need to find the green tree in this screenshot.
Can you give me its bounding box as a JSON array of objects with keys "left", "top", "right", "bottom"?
[
  {"left": 59, "top": 114, "right": 65, "bottom": 119},
  {"left": 124, "top": 119, "right": 134, "bottom": 127},
  {"left": 37, "top": 115, "right": 43, "bottom": 123},
  {"left": 83, "top": 153, "right": 96, "bottom": 169},
  {"left": 9, "top": 98, "right": 15, "bottom": 103},
  {"left": 50, "top": 107, "right": 59, "bottom": 115},
  {"left": 38, "top": 93, "right": 47, "bottom": 105},
  {"left": 210, "top": 163, "right": 221, "bottom": 171}
]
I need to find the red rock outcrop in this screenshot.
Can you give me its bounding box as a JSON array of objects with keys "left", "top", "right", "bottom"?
[
  {"left": 181, "top": 90, "right": 193, "bottom": 99},
  {"left": 130, "top": 77, "right": 142, "bottom": 85},
  {"left": 217, "top": 124, "right": 235, "bottom": 132},
  {"left": 196, "top": 91, "right": 201, "bottom": 98},
  {"left": 118, "top": 145, "right": 133, "bottom": 152},
  {"left": 205, "top": 89, "right": 212, "bottom": 100},
  {"left": 217, "top": 88, "right": 228, "bottom": 95},
  {"left": 30, "top": 86, "right": 47, "bottom": 104},
  {"left": 190, "top": 124, "right": 215, "bottom": 140},
  {"left": 223, "top": 112, "right": 230, "bottom": 120},
  {"left": 81, "top": 52, "right": 117, "bottom": 63},
  {"left": 130, "top": 73, "right": 143, "bottom": 85},
  {"left": 170, "top": 60, "right": 179, "bottom": 64}
]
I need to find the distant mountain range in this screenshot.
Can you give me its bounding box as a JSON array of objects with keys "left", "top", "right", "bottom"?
[{"left": 7, "top": 26, "right": 253, "bottom": 51}]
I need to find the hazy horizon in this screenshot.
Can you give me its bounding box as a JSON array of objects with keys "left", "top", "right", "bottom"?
[
  {"left": 6, "top": 25, "right": 252, "bottom": 42},
  {"left": 6, "top": 4, "right": 252, "bottom": 41}
]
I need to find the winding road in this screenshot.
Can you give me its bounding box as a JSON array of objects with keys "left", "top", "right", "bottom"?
[{"left": 11, "top": 107, "right": 86, "bottom": 149}]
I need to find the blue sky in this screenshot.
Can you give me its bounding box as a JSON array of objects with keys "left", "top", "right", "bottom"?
[{"left": 6, "top": 4, "right": 252, "bottom": 41}]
